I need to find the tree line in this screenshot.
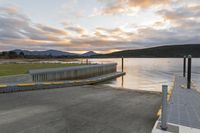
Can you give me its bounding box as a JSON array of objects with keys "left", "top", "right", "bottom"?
[
  {"left": 0, "top": 51, "right": 25, "bottom": 59},
  {"left": 0, "top": 51, "right": 81, "bottom": 59}
]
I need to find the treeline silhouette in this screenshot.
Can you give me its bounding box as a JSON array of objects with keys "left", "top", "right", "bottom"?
[
  {"left": 0, "top": 51, "right": 24, "bottom": 59},
  {"left": 0, "top": 51, "right": 80, "bottom": 59}
]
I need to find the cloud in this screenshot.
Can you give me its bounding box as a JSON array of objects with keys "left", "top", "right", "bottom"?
[
  {"left": 36, "top": 24, "right": 68, "bottom": 36},
  {"left": 0, "top": 6, "right": 18, "bottom": 14},
  {"left": 65, "top": 26, "right": 86, "bottom": 35},
  {"left": 157, "top": 3, "right": 200, "bottom": 29},
  {"left": 1, "top": 2, "right": 200, "bottom": 53},
  {"left": 0, "top": 6, "right": 70, "bottom": 50},
  {"left": 128, "top": 0, "right": 170, "bottom": 8},
  {"left": 157, "top": 4, "right": 200, "bottom": 21},
  {"left": 95, "top": 27, "right": 134, "bottom": 41},
  {"left": 123, "top": 2, "right": 199, "bottom": 46},
  {"left": 97, "top": 0, "right": 171, "bottom": 15}
]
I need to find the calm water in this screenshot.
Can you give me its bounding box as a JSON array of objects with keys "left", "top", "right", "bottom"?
[{"left": 89, "top": 58, "right": 200, "bottom": 92}]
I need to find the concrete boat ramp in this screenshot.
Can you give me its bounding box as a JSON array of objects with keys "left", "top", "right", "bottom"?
[
  {"left": 0, "top": 63, "right": 163, "bottom": 133},
  {"left": 152, "top": 76, "right": 200, "bottom": 133},
  {"left": 2, "top": 62, "right": 200, "bottom": 133},
  {"left": 0, "top": 85, "right": 161, "bottom": 133}
]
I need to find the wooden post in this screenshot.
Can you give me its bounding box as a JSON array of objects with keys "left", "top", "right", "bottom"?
[
  {"left": 183, "top": 56, "right": 186, "bottom": 77},
  {"left": 187, "top": 55, "right": 192, "bottom": 89},
  {"left": 86, "top": 58, "right": 89, "bottom": 64}
]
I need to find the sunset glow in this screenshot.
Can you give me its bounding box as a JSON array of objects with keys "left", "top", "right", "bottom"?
[{"left": 0, "top": 0, "right": 200, "bottom": 53}]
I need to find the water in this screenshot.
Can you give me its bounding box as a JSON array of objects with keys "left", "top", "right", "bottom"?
[
  {"left": 18, "top": 58, "right": 200, "bottom": 92},
  {"left": 89, "top": 58, "right": 200, "bottom": 92}
]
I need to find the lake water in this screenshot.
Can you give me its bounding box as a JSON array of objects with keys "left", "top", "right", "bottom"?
[{"left": 89, "top": 58, "right": 200, "bottom": 92}]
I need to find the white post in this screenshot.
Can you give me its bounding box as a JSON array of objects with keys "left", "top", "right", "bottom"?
[{"left": 161, "top": 85, "right": 168, "bottom": 130}]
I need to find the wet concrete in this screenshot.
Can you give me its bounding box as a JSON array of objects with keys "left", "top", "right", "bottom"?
[{"left": 0, "top": 85, "right": 161, "bottom": 133}]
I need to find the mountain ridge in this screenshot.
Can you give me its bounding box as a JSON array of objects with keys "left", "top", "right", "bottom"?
[
  {"left": 12, "top": 49, "right": 77, "bottom": 57},
  {"left": 82, "top": 51, "right": 98, "bottom": 57},
  {"left": 11, "top": 49, "right": 98, "bottom": 57}
]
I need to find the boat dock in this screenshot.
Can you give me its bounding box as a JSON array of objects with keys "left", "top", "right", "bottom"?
[
  {"left": 152, "top": 55, "right": 200, "bottom": 133},
  {"left": 152, "top": 75, "right": 200, "bottom": 133}
]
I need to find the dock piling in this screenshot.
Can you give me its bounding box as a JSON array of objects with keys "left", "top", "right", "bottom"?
[
  {"left": 183, "top": 56, "right": 186, "bottom": 77},
  {"left": 187, "top": 55, "right": 192, "bottom": 89},
  {"left": 161, "top": 85, "right": 168, "bottom": 130},
  {"left": 86, "top": 59, "right": 89, "bottom": 64},
  {"left": 121, "top": 57, "right": 124, "bottom": 72}
]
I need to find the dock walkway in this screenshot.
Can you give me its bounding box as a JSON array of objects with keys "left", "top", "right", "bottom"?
[{"left": 152, "top": 76, "right": 200, "bottom": 133}]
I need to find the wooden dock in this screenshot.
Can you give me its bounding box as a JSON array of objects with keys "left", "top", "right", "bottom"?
[{"left": 152, "top": 75, "right": 200, "bottom": 133}]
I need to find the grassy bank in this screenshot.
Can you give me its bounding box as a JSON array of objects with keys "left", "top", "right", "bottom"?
[{"left": 0, "top": 63, "right": 80, "bottom": 76}]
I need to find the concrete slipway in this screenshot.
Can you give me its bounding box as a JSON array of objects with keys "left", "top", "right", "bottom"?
[
  {"left": 0, "top": 63, "right": 161, "bottom": 133},
  {"left": 0, "top": 84, "right": 161, "bottom": 133}
]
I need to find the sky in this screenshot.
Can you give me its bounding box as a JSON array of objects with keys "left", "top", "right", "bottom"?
[{"left": 0, "top": 0, "right": 200, "bottom": 53}]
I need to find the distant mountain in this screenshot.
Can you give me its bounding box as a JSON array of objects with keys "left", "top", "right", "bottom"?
[
  {"left": 12, "top": 49, "right": 78, "bottom": 57},
  {"left": 82, "top": 51, "right": 98, "bottom": 57},
  {"left": 93, "top": 44, "right": 200, "bottom": 58}
]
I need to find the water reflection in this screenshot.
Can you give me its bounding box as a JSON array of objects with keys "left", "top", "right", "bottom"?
[
  {"left": 121, "top": 76, "right": 124, "bottom": 87},
  {"left": 89, "top": 58, "right": 200, "bottom": 92}
]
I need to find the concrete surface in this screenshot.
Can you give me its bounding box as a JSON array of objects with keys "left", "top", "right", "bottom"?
[
  {"left": 0, "top": 85, "right": 161, "bottom": 133},
  {"left": 0, "top": 74, "right": 32, "bottom": 84}
]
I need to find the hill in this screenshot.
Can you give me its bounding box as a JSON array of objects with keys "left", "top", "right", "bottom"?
[
  {"left": 12, "top": 49, "right": 78, "bottom": 57},
  {"left": 82, "top": 51, "right": 98, "bottom": 57},
  {"left": 93, "top": 44, "right": 200, "bottom": 58}
]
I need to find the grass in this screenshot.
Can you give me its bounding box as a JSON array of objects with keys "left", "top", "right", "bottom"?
[{"left": 0, "top": 63, "right": 80, "bottom": 76}]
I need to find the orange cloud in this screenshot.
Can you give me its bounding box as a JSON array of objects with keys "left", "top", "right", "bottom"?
[
  {"left": 0, "top": 6, "right": 18, "bottom": 14},
  {"left": 98, "top": 0, "right": 171, "bottom": 15},
  {"left": 128, "top": 0, "right": 170, "bottom": 8}
]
